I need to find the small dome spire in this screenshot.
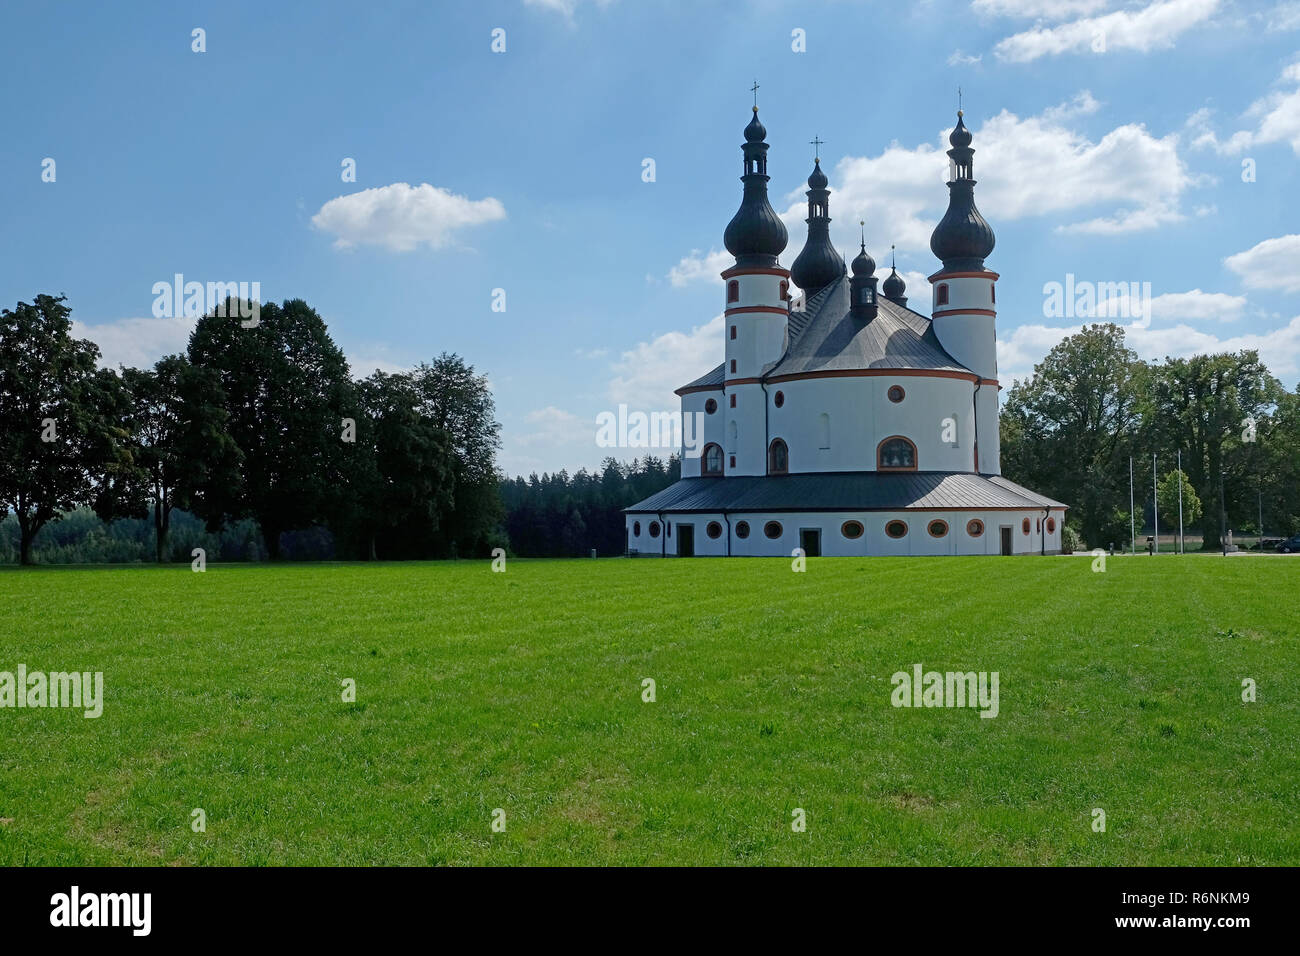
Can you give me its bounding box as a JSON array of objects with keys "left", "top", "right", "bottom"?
[
  {"left": 882, "top": 267, "right": 906, "bottom": 298},
  {"left": 807, "top": 157, "right": 828, "bottom": 189},
  {"left": 851, "top": 243, "right": 875, "bottom": 277},
  {"left": 950, "top": 111, "right": 972, "bottom": 149},
  {"left": 724, "top": 106, "right": 787, "bottom": 267},
  {"left": 744, "top": 106, "right": 766, "bottom": 143}
]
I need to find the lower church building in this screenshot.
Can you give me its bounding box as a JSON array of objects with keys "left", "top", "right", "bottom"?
[{"left": 626, "top": 102, "right": 1066, "bottom": 557}]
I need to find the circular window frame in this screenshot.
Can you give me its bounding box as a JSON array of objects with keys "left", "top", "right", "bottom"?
[
  {"left": 704, "top": 398, "right": 717, "bottom": 415},
  {"left": 706, "top": 521, "right": 722, "bottom": 539},
  {"left": 763, "top": 520, "right": 783, "bottom": 539},
  {"left": 841, "top": 520, "right": 864, "bottom": 540},
  {"left": 966, "top": 519, "right": 984, "bottom": 537},
  {"left": 928, "top": 519, "right": 949, "bottom": 538},
  {"left": 887, "top": 384, "right": 905, "bottom": 403},
  {"left": 885, "top": 520, "right": 908, "bottom": 539},
  {"left": 649, "top": 521, "right": 661, "bottom": 538},
  {"left": 735, "top": 520, "right": 750, "bottom": 539}
]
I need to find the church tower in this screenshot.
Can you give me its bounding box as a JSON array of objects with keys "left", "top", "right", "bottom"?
[
  {"left": 789, "top": 156, "right": 844, "bottom": 296},
  {"left": 929, "top": 110, "right": 1000, "bottom": 473},
  {"left": 721, "top": 104, "right": 789, "bottom": 476}
]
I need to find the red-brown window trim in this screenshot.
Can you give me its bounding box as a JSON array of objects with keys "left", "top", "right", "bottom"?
[
  {"left": 726, "top": 280, "right": 739, "bottom": 303},
  {"left": 701, "top": 443, "right": 723, "bottom": 477},
  {"left": 966, "top": 519, "right": 984, "bottom": 537},
  {"left": 877, "top": 435, "right": 918, "bottom": 471},
  {"left": 841, "top": 520, "right": 864, "bottom": 539},
  {"left": 928, "top": 519, "right": 949, "bottom": 538},
  {"left": 767, "top": 438, "right": 789, "bottom": 475},
  {"left": 936, "top": 284, "right": 949, "bottom": 306},
  {"left": 885, "top": 520, "right": 908, "bottom": 539}
]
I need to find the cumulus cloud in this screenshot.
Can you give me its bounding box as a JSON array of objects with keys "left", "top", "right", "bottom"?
[
  {"left": 1189, "top": 60, "right": 1300, "bottom": 157},
  {"left": 607, "top": 314, "right": 723, "bottom": 410},
  {"left": 667, "top": 249, "right": 731, "bottom": 286},
  {"left": 947, "top": 50, "right": 983, "bottom": 66},
  {"left": 311, "top": 183, "right": 506, "bottom": 252},
  {"left": 72, "top": 315, "right": 195, "bottom": 370},
  {"left": 993, "top": 0, "right": 1220, "bottom": 63},
  {"left": 973, "top": 0, "right": 1109, "bottom": 17},
  {"left": 1224, "top": 234, "right": 1300, "bottom": 292}
]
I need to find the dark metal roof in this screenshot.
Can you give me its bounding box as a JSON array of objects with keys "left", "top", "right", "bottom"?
[
  {"left": 675, "top": 362, "right": 725, "bottom": 394},
  {"left": 625, "top": 471, "right": 1067, "bottom": 513},
  {"left": 767, "top": 276, "right": 970, "bottom": 377}
]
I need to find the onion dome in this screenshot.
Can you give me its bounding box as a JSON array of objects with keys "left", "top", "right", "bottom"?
[
  {"left": 723, "top": 107, "right": 788, "bottom": 268},
  {"left": 929, "top": 110, "right": 996, "bottom": 271},
  {"left": 851, "top": 242, "right": 875, "bottom": 277},
  {"left": 882, "top": 268, "right": 906, "bottom": 299},
  {"left": 790, "top": 157, "right": 844, "bottom": 293}
]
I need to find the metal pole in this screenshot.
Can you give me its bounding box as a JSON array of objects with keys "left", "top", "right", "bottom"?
[
  {"left": 1259, "top": 490, "right": 1263, "bottom": 554},
  {"left": 1177, "top": 449, "right": 1184, "bottom": 555},
  {"left": 1219, "top": 471, "right": 1227, "bottom": 557},
  {"left": 1129, "top": 456, "right": 1136, "bottom": 554},
  {"left": 1154, "top": 453, "right": 1161, "bottom": 554}
]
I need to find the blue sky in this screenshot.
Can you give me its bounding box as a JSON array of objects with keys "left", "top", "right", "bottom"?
[{"left": 3, "top": 0, "right": 1299, "bottom": 477}]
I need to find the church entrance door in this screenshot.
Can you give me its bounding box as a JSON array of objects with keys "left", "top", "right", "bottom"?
[
  {"left": 1000, "top": 526, "right": 1012, "bottom": 555},
  {"left": 677, "top": 524, "right": 695, "bottom": 557}
]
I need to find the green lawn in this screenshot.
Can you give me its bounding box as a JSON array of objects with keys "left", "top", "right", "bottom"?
[{"left": 0, "top": 555, "right": 1295, "bottom": 865}]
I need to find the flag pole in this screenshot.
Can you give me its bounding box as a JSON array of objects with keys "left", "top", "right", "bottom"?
[
  {"left": 1153, "top": 453, "right": 1159, "bottom": 555},
  {"left": 1129, "top": 456, "right": 1136, "bottom": 554},
  {"left": 1177, "top": 449, "right": 1184, "bottom": 555}
]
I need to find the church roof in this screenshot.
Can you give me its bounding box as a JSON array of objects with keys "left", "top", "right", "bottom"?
[
  {"left": 625, "top": 471, "right": 1067, "bottom": 514},
  {"left": 766, "top": 275, "right": 970, "bottom": 378},
  {"left": 675, "top": 362, "right": 725, "bottom": 394}
]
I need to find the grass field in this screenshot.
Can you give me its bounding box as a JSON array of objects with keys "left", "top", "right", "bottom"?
[{"left": 1, "top": 555, "right": 1296, "bottom": 866}]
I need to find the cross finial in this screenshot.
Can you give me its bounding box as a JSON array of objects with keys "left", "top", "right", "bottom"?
[
  {"left": 958, "top": 86, "right": 963, "bottom": 116},
  {"left": 810, "top": 136, "right": 824, "bottom": 161},
  {"left": 891, "top": 243, "right": 896, "bottom": 269},
  {"left": 859, "top": 219, "right": 865, "bottom": 248},
  {"left": 751, "top": 80, "right": 760, "bottom": 108}
]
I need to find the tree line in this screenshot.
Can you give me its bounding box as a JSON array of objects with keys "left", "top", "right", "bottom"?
[
  {"left": 1000, "top": 323, "right": 1300, "bottom": 550},
  {"left": 0, "top": 294, "right": 504, "bottom": 564}
]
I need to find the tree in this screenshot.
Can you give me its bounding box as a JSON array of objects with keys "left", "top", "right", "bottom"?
[
  {"left": 121, "top": 355, "right": 242, "bottom": 562},
  {"left": 0, "top": 295, "right": 132, "bottom": 564},
  {"left": 1000, "top": 324, "right": 1145, "bottom": 548},
  {"left": 187, "top": 298, "right": 356, "bottom": 558},
  {"left": 1156, "top": 468, "right": 1202, "bottom": 538}
]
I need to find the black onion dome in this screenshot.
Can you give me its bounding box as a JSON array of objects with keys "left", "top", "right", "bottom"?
[
  {"left": 724, "top": 108, "right": 788, "bottom": 268},
  {"left": 882, "top": 267, "right": 906, "bottom": 298},
  {"left": 950, "top": 111, "right": 973, "bottom": 148},
  {"left": 807, "top": 157, "right": 828, "bottom": 189},
  {"left": 930, "top": 111, "right": 995, "bottom": 270},
  {"left": 851, "top": 244, "right": 875, "bottom": 277},
  {"left": 790, "top": 236, "right": 844, "bottom": 292}
]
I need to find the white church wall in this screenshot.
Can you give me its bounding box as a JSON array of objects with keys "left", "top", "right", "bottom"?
[{"left": 679, "top": 390, "right": 724, "bottom": 478}]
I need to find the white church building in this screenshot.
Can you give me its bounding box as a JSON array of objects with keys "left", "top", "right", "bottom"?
[{"left": 625, "top": 103, "right": 1066, "bottom": 557}]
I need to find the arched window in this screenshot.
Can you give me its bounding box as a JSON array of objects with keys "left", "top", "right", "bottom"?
[
  {"left": 966, "top": 519, "right": 984, "bottom": 537},
  {"left": 877, "top": 436, "right": 917, "bottom": 471},
  {"left": 936, "top": 283, "right": 949, "bottom": 307},
  {"left": 928, "top": 519, "right": 949, "bottom": 538},
  {"left": 764, "top": 520, "right": 782, "bottom": 539},
  {"left": 729, "top": 393, "right": 736, "bottom": 407},
  {"left": 633, "top": 521, "right": 641, "bottom": 536},
  {"left": 728, "top": 420, "right": 737, "bottom": 449},
  {"left": 706, "top": 521, "right": 722, "bottom": 539},
  {"left": 885, "top": 520, "right": 908, "bottom": 539},
  {"left": 727, "top": 280, "right": 739, "bottom": 304},
  {"left": 779, "top": 280, "right": 789, "bottom": 301},
  {"left": 702, "top": 443, "right": 723, "bottom": 476},
  {"left": 735, "top": 520, "right": 750, "bottom": 539},
  {"left": 768, "top": 438, "right": 789, "bottom": 475},
  {"left": 841, "top": 520, "right": 864, "bottom": 539},
  {"left": 649, "top": 521, "right": 661, "bottom": 538}
]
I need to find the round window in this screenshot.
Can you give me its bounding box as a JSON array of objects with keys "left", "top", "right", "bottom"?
[
  {"left": 928, "top": 519, "right": 949, "bottom": 538},
  {"left": 885, "top": 520, "right": 908, "bottom": 539},
  {"left": 841, "top": 520, "right": 864, "bottom": 540},
  {"left": 887, "top": 385, "right": 905, "bottom": 403},
  {"left": 649, "top": 521, "right": 661, "bottom": 538},
  {"left": 704, "top": 398, "right": 717, "bottom": 415},
  {"left": 774, "top": 390, "right": 785, "bottom": 408},
  {"left": 966, "top": 519, "right": 984, "bottom": 537},
  {"left": 763, "top": 521, "right": 782, "bottom": 539},
  {"left": 706, "top": 521, "right": 722, "bottom": 539},
  {"left": 735, "top": 521, "right": 750, "bottom": 539}
]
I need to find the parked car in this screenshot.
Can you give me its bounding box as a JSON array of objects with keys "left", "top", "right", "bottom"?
[{"left": 1275, "top": 534, "right": 1300, "bottom": 553}]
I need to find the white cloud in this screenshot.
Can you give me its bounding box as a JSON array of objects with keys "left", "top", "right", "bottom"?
[
  {"left": 72, "top": 315, "right": 194, "bottom": 370},
  {"left": 607, "top": 314, "right": 723, "bottom": 410},
  {"left": 947, "top": 50, "right": 983, "bottom": 66},
  {"left": 1265, "top": 1, "right": 1300, "bottom": 31},
  {"left": 993, "top": 0, "right": 1220, "bottom": 63},
  {"left": 973, "top": 0, "right": 1110, "bottom": 18},
  {"left": 1190, "top": 60, "right": 1300, "bottom": 156},
  {"left": 1224, "top": 234, "right": 1300, "bottom": 292},
  {"left": 667, "top": 248, "right": 731, "bottom": 286},
  {"left": 1091, "top": 288, "right": 1249, "bottom": 322},
  {"left": 311, "top": 183, "right": 506, "bottom": 252},
  {"left": 772, "top": 93, "right": 1197, "bottom": 265}
]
